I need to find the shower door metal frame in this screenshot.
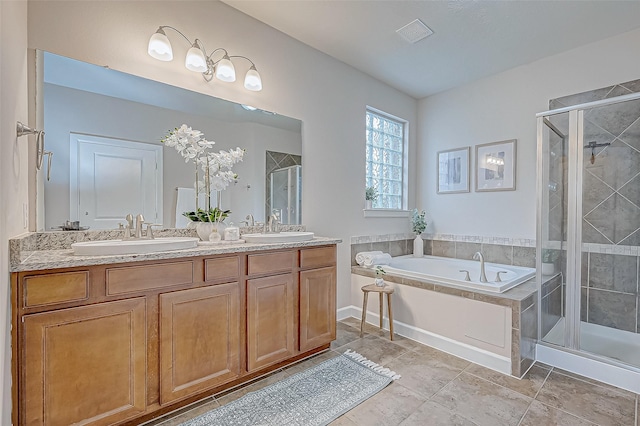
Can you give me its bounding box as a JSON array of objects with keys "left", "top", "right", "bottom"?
[
  {"left": 535, "top": 110, "right": 583, "bottom": 350},
  {"left": 536, "top": 90, "right": 640, "bottom": 352}
]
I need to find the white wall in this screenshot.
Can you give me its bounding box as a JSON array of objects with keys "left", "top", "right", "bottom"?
[
  {"left": 0, "top": 1, "right": 29, "bottom": 423},
  {"left": 43, "top": 83, "right": 301, "bottom": 228},
  {"left": 27, "top": 1, "right": 418, "bottom": 308},
  {"left": 418, "top": 28, "right": 640, "bottom": 240}
]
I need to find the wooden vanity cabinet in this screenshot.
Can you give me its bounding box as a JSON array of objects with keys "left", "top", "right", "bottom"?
[
  {"left": 299, "top": 246, "right": 337, "bottom": 352},
  {"left": 22, "top": 298, "right": 147, "bottom": 426},
  {"left": 159, "top": 282, "right": 241, "bottom": 405},
  {"left": 12, "top": 245, "right": 337, "bottom": 426},
  {"left": 246, "top": 273, "right": 296, "bottom": 371}
]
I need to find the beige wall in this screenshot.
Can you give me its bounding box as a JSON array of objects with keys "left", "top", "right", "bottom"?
[
  {"left": 26, "top": 0, "right": 419, "bottom": 311},
  {"left": 1, "top": 1, "right": 30, "bottom": 423},
  {"left": 418, "top": 27, "right": 640, "bottom": 240}
]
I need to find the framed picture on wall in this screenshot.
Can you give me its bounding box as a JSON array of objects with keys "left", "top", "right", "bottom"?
[
  {"left": 437, "top": 147, "right": 470, "bottom": 194},
  {"left": 475, "top": 139, "right": 517, "bottom": 192}
]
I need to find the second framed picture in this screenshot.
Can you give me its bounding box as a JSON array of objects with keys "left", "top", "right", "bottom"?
[
  {"left": 437, "top": 147, "right": 470, "bottom": 194},
  {"left": 475, "top": 139, "right": 517, "bottom": 192}
]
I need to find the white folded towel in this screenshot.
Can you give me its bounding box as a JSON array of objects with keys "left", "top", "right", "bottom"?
[
  {"left": 355, "top": 251, "right": 383, "bottom": 266},
  {"left": 363, "top": 253, "right": 392, "bottom": 268}
]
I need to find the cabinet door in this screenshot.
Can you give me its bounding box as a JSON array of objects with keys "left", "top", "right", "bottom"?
[
  {"left": 159, "top": 283, "right": 240, "bottom": 405},
  {"left": 23, "top": 298, "right": 146, "bottom": 426},
  {"left": 299, "top": 267, "right": 336, "bottom": 352},
  {"left": 247, "top": 274, "right": 295, "bottom": 372}
]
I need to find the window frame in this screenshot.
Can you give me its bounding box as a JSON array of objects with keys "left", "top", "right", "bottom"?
[{"left": 364, "top": 106, "right": 409, "bottom": 217}]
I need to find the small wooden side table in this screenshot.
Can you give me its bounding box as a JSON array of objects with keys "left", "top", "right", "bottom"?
[{"left": 360, "top": 283, "right": 395, "bottom": 340}]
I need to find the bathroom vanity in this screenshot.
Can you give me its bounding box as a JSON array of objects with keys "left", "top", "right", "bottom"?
[{"left": 10, "top": 237, "right": 339, "bottom": 425}]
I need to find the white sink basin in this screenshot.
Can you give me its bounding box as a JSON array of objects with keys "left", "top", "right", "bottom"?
[
  {"left": 71, "top": 237, "right": 199, "bottom": 256},
  {"left": 243, "top": 232, "right": 314, "bottom": 243}
]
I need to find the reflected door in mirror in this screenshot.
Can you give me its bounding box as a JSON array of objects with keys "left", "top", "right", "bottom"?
[{"left": 70, "top": 133, "right": 162, "bottom": 229}]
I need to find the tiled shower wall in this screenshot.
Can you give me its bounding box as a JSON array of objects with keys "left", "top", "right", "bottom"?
[{"left": 547, "top": 79, "right": 640, "bottom": 335}]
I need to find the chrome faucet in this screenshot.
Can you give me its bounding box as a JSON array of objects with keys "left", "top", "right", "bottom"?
[
  {"left": 472, "top": 251, "right": 488, "bottom": 283},
  {"left": 134, "top": 214, "right": 145, "bottom": 239},
  {"left": 266, "top": 213, "right": 280, "bottom": 233},
  {"left": 241, "top": 214, "right": 255, "bottom": 226},
  {"left": 122, "top": 214, "right": 134, "bottom": 240}
]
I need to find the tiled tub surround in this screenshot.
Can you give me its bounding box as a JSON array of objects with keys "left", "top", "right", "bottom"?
[
  {"left": 351, "top": 265, "right": 541, "bottom": 378},
  {"left": 351, "top": 233, "right": 537, "bottom": 268},
  {"left": 352, "top": 233, "right": 640, "bottom": 335}
]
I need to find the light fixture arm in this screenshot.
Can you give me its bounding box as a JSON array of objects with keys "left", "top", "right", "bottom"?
[
  {"left": 229, "top": 55, "right": 257, "bottom": 68},
  {"left": 157, "top": 25, "right": 194, "bottom": 47}
]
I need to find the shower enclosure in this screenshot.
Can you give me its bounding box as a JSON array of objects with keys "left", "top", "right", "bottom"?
[
  {"left": 537, "top": 89, "right": 640, "bottom": 392},
  {"left": 269, "top": 165, "right": 302, "bottom": 225}
]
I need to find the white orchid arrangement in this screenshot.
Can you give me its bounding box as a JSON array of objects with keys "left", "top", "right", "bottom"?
[
  {"left": 162, "top": 125, "right": 245, "bottom": 220},
  {"left": 161, "top": 124, "right": 215, "bottom": 161},
  {"left": 195, "top": 148, "right": 245, "bottom": 192}
]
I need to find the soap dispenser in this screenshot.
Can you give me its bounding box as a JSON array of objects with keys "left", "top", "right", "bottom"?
[{"left": 224, "top": 222, "right": 240, "bottom": 241}]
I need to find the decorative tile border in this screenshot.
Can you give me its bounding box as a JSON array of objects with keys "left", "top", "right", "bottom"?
[
  {"left": 350, "top": 233, "right": 414, "bottom": 244},
  {"left": 351, "top": 233, "right": 536, "bottom": 248},
  {"left": 584, "top": 242, "right": 640, "bottom": 256},
  {"left": 427, "top": 234, "right": 536, "bottom": 248}
]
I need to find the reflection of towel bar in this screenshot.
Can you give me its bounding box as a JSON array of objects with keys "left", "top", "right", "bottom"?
[{"left": 16, "top": 121, "right": 47, "bottom": 170}]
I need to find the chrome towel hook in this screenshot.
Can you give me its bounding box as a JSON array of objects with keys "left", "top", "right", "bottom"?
[{"left": 16, "top": 121, "right": 46, "bottom": 170}]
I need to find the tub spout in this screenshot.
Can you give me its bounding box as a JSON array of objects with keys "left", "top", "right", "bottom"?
[{"left": 472, "top": 252, "right": 488, "bottom": 283}]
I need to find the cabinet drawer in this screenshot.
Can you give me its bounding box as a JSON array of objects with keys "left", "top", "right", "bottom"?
[
  {"left": 247, "top": 251, "right": 295, "bottom": 276},
  {"left": 300, "top": 246, "right": 336, "bottom": 269},
  {"left": 106, "top": 261, "right": 193, "bottom": 295},
  {"left": 204, "top": 256, "right": 240, "bottom": 282},
  {"left": 23, "top": 271, "right": 89, "bottom": 308}
]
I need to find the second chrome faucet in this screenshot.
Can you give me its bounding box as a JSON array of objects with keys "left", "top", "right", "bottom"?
[{"left": 472, "top": 251, "right": 488, "bottom": 283}]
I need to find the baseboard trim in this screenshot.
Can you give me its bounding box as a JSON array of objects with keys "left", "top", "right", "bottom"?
[{"left": 337, "top": 305, "right": 511, "bottom": 375}]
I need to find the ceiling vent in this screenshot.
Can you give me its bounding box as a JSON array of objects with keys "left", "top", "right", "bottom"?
[{"left": 396, "top": 19, "right": 433, "bottom": 44}]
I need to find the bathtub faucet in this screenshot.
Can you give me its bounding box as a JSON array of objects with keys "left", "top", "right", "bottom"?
[{"left": 472, "top": 252, "right": 488, "bottom": 283}]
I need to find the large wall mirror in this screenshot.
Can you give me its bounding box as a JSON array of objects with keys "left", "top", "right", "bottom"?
[{"left": 37, "top": 51, "right": 302, "bottom": 231}]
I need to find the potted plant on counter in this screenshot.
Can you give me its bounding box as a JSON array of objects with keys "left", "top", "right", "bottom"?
[
  {"left": 411, "top": 209, "right": 427, "bottom": 258},
  {"left": 182, "top": 207, "right": 231, "bottom": 241},
  {"left": 162, "top": 124, "right": 244, "bottom": 241}
]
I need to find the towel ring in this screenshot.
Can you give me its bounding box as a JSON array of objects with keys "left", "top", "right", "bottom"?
[{"left": 16, "top": 122, "right": 46, "bottom": 170}]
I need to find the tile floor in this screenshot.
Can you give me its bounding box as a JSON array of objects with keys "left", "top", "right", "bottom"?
[{"left": 151, "top": 319, "right": 639, "bottom": 426}]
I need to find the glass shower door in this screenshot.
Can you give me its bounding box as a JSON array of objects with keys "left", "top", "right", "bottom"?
[
  {"left": 538, "top": 111, "right": 570, "bottom": 347},
  {"left": 538, "top": 95, "right": 640, "bottom": 369},
  {"left": 269, "top": 165, "right": 302, "bottom": 225},
  {"left": 577, "top": 98, "right": 640, "bottom": 368}
]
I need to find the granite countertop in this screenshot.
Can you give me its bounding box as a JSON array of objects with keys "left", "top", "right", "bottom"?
[{"left": 12, "top": 237, "right": 342, "bottom": 273}]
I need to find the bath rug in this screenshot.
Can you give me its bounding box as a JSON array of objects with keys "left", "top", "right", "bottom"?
[{"left": 179, "top": 349, "right": 400, "bottom": 426}]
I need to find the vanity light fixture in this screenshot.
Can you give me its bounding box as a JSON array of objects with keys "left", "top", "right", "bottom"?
[{"left": 148, "top": 26, "right": 262, "bottom": 91}]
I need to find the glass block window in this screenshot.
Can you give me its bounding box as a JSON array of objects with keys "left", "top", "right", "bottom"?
[{"left": 365, "top": 108, "right": 406, "bottom": 209}]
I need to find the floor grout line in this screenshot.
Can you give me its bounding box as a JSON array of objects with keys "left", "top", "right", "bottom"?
[{"left": 516, "top": 366, "right": 554, "bottom": 426}]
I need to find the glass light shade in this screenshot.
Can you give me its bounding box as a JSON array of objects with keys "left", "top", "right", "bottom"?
[
  {"left": 244, "top": 67, "right": 262, "bottom": 91},
  {"left": 215, "top": 56, "right": 236, "bottom": 82},
  {"left": 185, "top": 45, "right": 207, "bottom": 72},
  {"left": 148, "top": 31, "right": 173, "bottom": 61}
]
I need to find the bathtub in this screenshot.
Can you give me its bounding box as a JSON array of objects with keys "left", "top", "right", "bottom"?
[{"left": 382, "top": 255, "right": 536, "bottom": 293}]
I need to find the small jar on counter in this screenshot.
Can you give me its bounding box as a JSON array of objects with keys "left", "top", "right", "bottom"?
[{"left": 223, "top": 222, "right": 240, "bottom": 241}]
